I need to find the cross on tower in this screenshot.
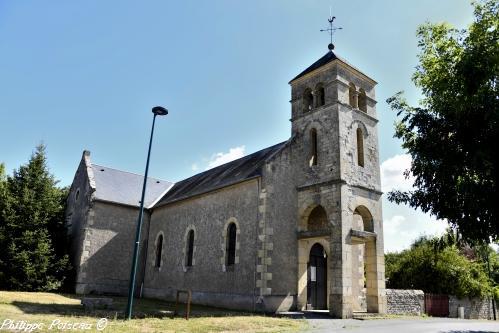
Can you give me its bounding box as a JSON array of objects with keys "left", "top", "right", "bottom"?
[{"left": 320, "top": 9, "right": 342, "bottom": 51}]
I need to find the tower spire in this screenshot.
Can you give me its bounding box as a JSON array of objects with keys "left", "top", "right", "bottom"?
[{"left": 320, "top": 8, "right": 342, "bottom": 51}]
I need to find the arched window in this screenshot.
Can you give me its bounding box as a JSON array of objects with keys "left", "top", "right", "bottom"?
[
  {"left": 316, "top": 84, "right": 325, "bottom": 107},
  {"left": 303, "top": 88, "right": 313, "bottom": 112},
  {"left": 310, "top": 128, "right": 318, "bottom": 167},
  {"left": 358, "top": 88, "right": 367, "bottom": 112},
  {"left": 357, "top": 128, "right": 364, "bottom": 167},
  {"left": 155, "top": 234, "right": 163, "bottom": 268},
  {"left": 186, "top": 230, "right": 194, "bottom": 267},
  {"left": 349, "top": 83, "right": 358, "bottom": 108},
  {"left": 226, "top": 223, "right": 237, "bottom": 266}
]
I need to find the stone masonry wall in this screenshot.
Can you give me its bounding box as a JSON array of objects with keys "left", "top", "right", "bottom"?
[
  {"left": 449, "top": 296, "right": 497, "bottom": 319},
  {"left": 386, "top": 289, "right": 424, "bottom": 315},
  {"left": 77, "top": 201, "right": 150, "bottom": 295},
  {"left": 65, "top": 151, "right": 96, "bottom": 293},
  {"left": 144, "top": 179, "right": 260, "bottom": 311}
]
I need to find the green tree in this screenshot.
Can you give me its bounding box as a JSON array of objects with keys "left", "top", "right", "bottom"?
[
  {"left": 387, "top": 0, "right": 499, "bottom": 243},
  {"left": 0, "top": 145, "right": 70, "bottom": 291},
  {"left": 0, "top": 163, "right": 8, "bottom": 284},
  {"left": 386, "top": 235, "right": 492, "bottom": 298}
]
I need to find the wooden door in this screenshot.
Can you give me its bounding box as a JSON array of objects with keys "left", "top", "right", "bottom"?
[{"left": 307, "top": 243, "right": 327, "bottom": 309}]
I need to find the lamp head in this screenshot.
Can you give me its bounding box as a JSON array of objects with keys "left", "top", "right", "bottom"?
[{"left": 152, "top": 106, "right": 168, "bottom": 116}]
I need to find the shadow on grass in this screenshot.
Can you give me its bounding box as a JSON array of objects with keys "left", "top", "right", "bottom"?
[{"left": 11, "top": 295, "right": 257, "bottom": 320}]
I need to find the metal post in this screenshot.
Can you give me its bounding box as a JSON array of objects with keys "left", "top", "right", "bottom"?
[{"left": 125, "top": 106, "right": 167, "bottom": 319}]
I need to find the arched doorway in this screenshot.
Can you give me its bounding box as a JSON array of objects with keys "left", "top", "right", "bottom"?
[
  {"left": 307, "top": 243, "right": 327, "bottom": 309},
  {"left": 352, "top": 205, "right": 380, "bottom": 313}
]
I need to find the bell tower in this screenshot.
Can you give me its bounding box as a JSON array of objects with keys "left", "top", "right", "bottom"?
[{"left": 290, "top": 40, "right": 386, "bottom": 317}]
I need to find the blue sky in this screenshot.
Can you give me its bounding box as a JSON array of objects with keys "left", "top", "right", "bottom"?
[{"left": 0, "top": 1, "right": 475, "bottom": 252}]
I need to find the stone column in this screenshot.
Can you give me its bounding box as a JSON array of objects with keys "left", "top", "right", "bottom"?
[
  {"left": 365, "top": 230, "right": 386, "bottom": 313},
  {"left": 328, "top": 203, "right": 353, "bottom": 318}
]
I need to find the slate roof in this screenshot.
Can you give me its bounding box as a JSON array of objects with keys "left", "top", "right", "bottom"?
[
  {"left": 91, "top": 164, "right": 173, "bottom": 208},
  {"left": 289, "top": 50, "right": 375, "bottom": 84},
  {"left": 155, "top": 141, "right": 288, "bottom": 207},
  {"left": 289, "top": 50, "right": 338, "bottom": 83}
]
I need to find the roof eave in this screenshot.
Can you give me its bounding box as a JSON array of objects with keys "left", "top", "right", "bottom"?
[{"left": 155, "top": 175, "right": 262, "bottom": 208}]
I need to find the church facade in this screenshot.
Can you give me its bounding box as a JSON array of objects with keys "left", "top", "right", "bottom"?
[{"left": 66, "top": 49, "right": 386, "bottom": 318}]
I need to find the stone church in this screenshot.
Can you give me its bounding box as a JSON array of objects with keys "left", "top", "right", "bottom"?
[{"left": 66, "top": 47, "right": 387, "bottom": 318}]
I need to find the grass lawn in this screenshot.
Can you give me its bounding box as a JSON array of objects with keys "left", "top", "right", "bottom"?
[{"left": 0, "top": 291, "right": 307, "bottom": 332}]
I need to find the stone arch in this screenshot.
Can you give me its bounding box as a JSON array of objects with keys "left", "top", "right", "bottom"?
[
  {"left": 303, "top": 88, "right": 313, "bottom": 112},
  {"left": 154, "top": 232, "right": 164, "bottom": 269},
  {"left": 352, "top": 120, "right": 369, "bottom": 137},
  {"left": 354, "top": 205, "right": 373, "bottom": 232},
  {"left": 308, "top": 206, "right": 328, "bottom": 231},
  {"left": 315, "top": 83, "right": 325, "bottom": 107},
  {"left": 349, "top": 83, "right": 358, "bottom": 108},
  {"left": 358, "top": 88, "right": 367, "bottom": 112},
  {"left": 308, "top": 243, "right": 328, "bottom": 309},
  {"left": 298, "top": 203, "right": 331, "bottom": 232},
  {"left": 303, "top": 121, "right": 326, "bottom": 168},
  {"left": 221, "top": 217, "right": 241, "bottom": 271},
  {"left": 297, "top": 237, "right": 331, "bottom": 310},
  {"left": 352, "top": 205, "right": 381, "bottom": 313},
  {"left": 305, "top": 239, "right": 330, "bottom": 257},
  {"left": 182, "top": 225, "right": 197, "bottom": 271}
]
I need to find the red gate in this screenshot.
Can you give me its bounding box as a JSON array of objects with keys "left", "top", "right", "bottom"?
[{"left": 425, "top": 294, "right": 449, "bottom": 317}]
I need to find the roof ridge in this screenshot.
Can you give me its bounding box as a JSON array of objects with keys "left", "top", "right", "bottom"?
[
  {"left": 92, "top": 164, "right": 171, "bottom": 183},
  {"left": 289, "top": 50, "right": 376, "bottom": 84},
  {"left": 154, "top": 140, "right": 289, "bottom": 207},
  {"left": 289, "top": 51, "right": 337, "bottom": 83},
  {"left": 174, "top": 141, "right": 288, "bottom": 184}
]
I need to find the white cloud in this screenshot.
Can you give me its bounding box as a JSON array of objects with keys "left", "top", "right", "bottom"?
[
  {"left": 206, "top": 146, "right": 246, "bottom": 170},
  {"left": 191, "top": 163, "right": 199, "bottom": 172},
  {"left": 381, "top": 154, "right": 449, "bottom": 252},
  {"left": 383, "top": 209, "right": 448, "bottom": 253},
  {"left": 384, "top": 215, "right": 405, "bottom": 235},
  {"left": 380, "top": 154, "right": 414, "bottom": 193}
]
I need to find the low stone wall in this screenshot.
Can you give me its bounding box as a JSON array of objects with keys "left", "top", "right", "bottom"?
[
  {"left": 449, "top": 296, "right": 496, "bottom": 320},
  {"left": 386, "top": 289, "right": 424, "bottom": 315}
]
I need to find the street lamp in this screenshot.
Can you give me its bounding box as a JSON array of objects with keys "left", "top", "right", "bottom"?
[{"left": 126, "top": 106, "right": 168, "bottom": 320}]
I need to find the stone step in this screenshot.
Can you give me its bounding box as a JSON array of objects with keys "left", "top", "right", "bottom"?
[
  {"left": 276, "top": 311, "right": 306, "bottom": 319},
  {"left": 352, "top": 312, "right": 386, "bottom": 320}
]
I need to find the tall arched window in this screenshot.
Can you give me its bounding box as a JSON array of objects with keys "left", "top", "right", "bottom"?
[
  {"left": 155, "top": 234, "right": 163, "bottom": 268},
  {"left": 310, "top": 128, "right": 318, "bottom": 167},
  {"left": 358, "top": 88, "right": 367, "bottom": 112},
  {"left": 186, "top": 230, "right": 194, "bottom": 267},
  {"left": 349, "top": 83, "right": 358, "bottom": 108},
  {"left": 226, "top": 223, "right": 237, "bottom": 266},
  {"left": 357, "top": 128, "right": 365, "bottom": 167},
  {"left": 316, "top": 84, "right": 325, "bottom": 107},
  {"left": 303, "top": 88, "right": 313, "bottom": 112}
]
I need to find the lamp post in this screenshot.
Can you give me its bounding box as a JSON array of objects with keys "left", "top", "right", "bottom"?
[{"left": 126, "top": 106, "right": 168, "bottom": 320}]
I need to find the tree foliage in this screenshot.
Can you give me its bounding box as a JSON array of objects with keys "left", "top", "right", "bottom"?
[
  {"left": 0, "top": 145, "right": 70, "bottom": 291},
  {"left": 387, "top": 0, "right": 499, "bottom": 243},
  {"left": 385, "top": 233, "right": 495, "bottom": 298}
]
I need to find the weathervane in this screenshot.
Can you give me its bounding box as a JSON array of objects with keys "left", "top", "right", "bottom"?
[{"left": 320, "top": 7, "right": 342, "bottom": 51}]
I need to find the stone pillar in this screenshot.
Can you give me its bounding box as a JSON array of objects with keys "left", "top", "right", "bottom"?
[
  {"left": 365, "top": 237, "right": 386, "bottom": 313},
  {"left": 328, "top": 206, "right": 353, "bottom": 318},
  {"left": 297, "top": 240, "right": 308, "bottom": 310}
]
